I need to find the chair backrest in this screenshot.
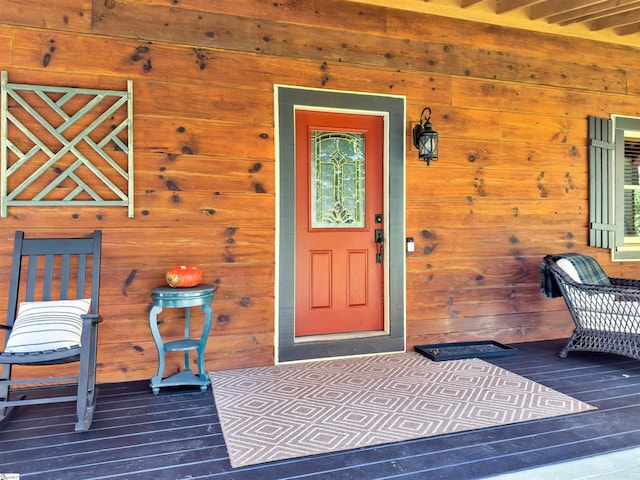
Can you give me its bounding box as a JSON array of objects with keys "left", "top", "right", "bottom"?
[{"left": 6, "top": 231, "right": 102, "bottom": 328}]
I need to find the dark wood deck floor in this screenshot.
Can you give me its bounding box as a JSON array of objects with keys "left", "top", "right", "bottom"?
[{"left": 2, "top": 339, "right": 640, "bottom": 479}]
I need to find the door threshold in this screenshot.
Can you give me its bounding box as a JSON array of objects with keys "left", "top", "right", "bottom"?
[{"left": 294, "top": 330, "right": 388, "bottom": 344}]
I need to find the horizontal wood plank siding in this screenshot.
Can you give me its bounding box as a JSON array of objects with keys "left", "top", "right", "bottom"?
[{"left": 0, "top": 0, "right": 639, "bottom": 382}]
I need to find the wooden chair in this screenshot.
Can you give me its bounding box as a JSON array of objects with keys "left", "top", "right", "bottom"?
[{"left": 0, "top": 230, "right": 103, "bottom": 431}]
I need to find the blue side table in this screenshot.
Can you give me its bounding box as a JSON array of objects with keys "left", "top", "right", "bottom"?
[{"left": 149, "top": 284, "right": 216, "bottom": 394}]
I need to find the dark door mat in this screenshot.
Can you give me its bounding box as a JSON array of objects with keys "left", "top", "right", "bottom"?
[{"left": 415, "top": 341, "right": 518, "bottom": 361}]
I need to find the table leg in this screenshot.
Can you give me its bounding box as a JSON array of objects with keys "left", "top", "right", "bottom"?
[
  {"left": 183, "top": 307, "right": 191, "bottom": 372},
  {"left": 197, "top": 303, "right": 213, "bottom": 391},
  {"left": 149, "top": 305, "right": 165, "bottom": 394}
]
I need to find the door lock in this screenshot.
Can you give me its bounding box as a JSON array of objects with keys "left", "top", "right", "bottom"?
[{"left": 375, "top": 229, "right": 384, "bottom": 264}]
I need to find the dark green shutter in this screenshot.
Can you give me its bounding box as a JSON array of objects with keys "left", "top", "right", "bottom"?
[{"left": 588, "top": 116, "right": 616, "bottom": 248}]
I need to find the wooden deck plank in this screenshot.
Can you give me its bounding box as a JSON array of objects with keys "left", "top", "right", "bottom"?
[{"left": 2, "top": 339, "right": 640, "bottom": 479}]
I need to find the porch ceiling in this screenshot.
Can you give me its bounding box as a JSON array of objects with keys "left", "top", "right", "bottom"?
[
  {"left": 466, "top": 0, "right": 640, "bottom": 35},
  {"left": 351, "top": 0, "right": 640, "bottom": 47}
]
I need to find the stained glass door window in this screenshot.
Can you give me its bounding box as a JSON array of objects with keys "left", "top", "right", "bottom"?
[{"left": 310, "top": 130, "right": 365, "bottom": 228}]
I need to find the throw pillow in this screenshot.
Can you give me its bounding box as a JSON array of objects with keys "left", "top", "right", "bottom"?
[{"left": 4, "top": 298, "right": 91, "bottom": 353}]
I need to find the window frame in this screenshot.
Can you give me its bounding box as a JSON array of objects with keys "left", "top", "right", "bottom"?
[
  {"left": 614, "top": 115, "right": 640, "bottom": 252},
  {"left": 590, "top": 115, "right": 640, "bottom": 261}
]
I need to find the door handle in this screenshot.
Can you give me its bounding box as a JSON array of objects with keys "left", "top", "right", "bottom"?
[{"left": 375, "top": 229, "right": 384, "bottom": 263}]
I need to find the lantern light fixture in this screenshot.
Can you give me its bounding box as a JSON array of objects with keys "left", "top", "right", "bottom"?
[{"left": 412, "top": 107, "right": 438, "bottom": 165}]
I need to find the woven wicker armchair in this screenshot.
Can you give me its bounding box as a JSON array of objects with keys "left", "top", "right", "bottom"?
[{"left": 542, "top": 254, "right": 640, "bottom": 360}]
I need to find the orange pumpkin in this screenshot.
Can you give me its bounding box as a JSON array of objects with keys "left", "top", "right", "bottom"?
[{"left": 166, "top": 265, "right": 203, "bottom": 288}]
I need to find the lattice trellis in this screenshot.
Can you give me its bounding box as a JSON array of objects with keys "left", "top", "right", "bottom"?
[{"left": 0, "top": 71, "right": 134, "bottom": 217}]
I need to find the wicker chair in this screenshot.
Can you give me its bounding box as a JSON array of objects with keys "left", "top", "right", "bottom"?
[{"left": 542, "top": 254, "right": 640, "bottom": 360}]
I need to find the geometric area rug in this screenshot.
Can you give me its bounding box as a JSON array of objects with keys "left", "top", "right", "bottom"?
[{"left": 209, "top": 352, "right": 596, "bottom": 468}]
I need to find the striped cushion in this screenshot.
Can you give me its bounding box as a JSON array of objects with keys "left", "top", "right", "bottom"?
[{"left": 4, "top": 299, "right": 91, "bottom": 353}]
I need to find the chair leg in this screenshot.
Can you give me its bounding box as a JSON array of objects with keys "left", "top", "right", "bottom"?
[
  {"left": 0, "top": 364, "right": 27, "bottom": 429},
  {"left": 559, "top": 332, "right": 578, "bottom": 359},
  {"left": 75, "top": 365, "right": 91, "bottom": 431},
  {"left": 75, "top": 329, "right": 99, "bottom": 432},
  {"left": 0, "top": 363, "right": 13, "bottom": 425},
  {"left": 75, "top": 378, "right": 97, "bottom": 432}
]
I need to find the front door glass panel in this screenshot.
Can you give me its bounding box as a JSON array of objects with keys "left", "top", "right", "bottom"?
[{"left": 311, "top": 130, "right": 365, "bottom": 229}]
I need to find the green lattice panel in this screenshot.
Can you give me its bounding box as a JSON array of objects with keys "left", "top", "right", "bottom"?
[{"left": 1, "top": 71, "right": 134, "bottom": 217}]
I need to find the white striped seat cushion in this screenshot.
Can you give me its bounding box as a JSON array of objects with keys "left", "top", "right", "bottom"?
[{"left": 4, "top": 299, "right": 91, "bottom": 353}]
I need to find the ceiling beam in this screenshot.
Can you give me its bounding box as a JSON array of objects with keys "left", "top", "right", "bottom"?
[
  {"left": 617, "top": 22, "right": 640, "bottom": 34},
  {"left": 495, "top": 0, "right": 544, "bottom": 14},
  {"left": 530, "top": 0, "right": 607, "bottom": 20},
  {"left": 590, "top": 7, "right": 640, "bottom": 29}
]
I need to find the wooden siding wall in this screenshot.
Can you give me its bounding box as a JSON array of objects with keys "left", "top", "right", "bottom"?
[{"left": 1, "top": 0, "right": 640, "bottom": 383}]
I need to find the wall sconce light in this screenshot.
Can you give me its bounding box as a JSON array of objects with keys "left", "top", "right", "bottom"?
[{"left": 412, "top": 107, "right": 438, "bottom": 165}]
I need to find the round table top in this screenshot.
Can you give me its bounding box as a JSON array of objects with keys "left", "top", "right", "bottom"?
[{"left": 151, "top": 283, "right": 217, "bottom": 307}]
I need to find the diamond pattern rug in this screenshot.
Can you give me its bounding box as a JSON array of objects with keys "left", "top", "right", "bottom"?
[{"left": 209, "top": 352, "right": 595, "bottom": 468}]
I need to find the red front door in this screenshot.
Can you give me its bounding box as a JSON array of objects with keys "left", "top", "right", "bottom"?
[{"left": 294, "top": 110, "right": 384, "bottom": 337}]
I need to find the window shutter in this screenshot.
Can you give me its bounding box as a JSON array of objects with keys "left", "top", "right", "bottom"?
[{"left": 588, "top": 116, "right": 616, "bottom": 248}]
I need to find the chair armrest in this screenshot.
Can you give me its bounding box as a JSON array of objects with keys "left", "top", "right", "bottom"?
[
  {"left": 610, "top": 278, "right": 640, "bottom": 288},
  {"left": 81, "top": 313, "right": 103, "bottom": 325},
  {"left": 564, "top": 280, "right": 640, "bottom": 301}
]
